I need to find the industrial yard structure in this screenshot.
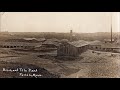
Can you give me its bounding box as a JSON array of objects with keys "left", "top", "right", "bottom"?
[
  {"left": 0, "top": 42, "right": 40, "bottom": 49},
  {"left": 57, "top": 39, "right": 120, "bottom": 57},
  {"left": 0, "top": 38, "right": 60, "bottom": 51},
  {"left": 57, "top": 40, "right": 89, "bottom": 57},
  {"left": 0, "top": 37, "right": 120, "bottom": 56}
]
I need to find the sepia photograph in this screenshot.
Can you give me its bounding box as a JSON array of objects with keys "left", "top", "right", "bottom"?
[{"left": 0, "top": 12, "right": 120, "bottom": 78}]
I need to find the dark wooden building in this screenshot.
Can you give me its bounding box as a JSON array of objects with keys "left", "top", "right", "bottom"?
[
  {"left": 89, "top": 40, "right": 120, "bottom": 53},
  {"left": 101, "top": 43, "right": 120, "bottom": 53},
  {"left": 35, "top": 39, "right": 60, "bottom": 51},
  {"left": 89, "top": 40, "right": 102, "bottom": 51},
  {"left": 57, "top": 40, "right": 89, "bottom": 57}
]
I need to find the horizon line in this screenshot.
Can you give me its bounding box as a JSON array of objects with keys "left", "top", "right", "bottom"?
[{"left": 2, "top": 31, "right": 120, "bottom": 33}]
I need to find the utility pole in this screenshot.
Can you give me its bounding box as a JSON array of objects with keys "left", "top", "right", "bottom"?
[{"left": 111, "top": 12, "right": 113, "bottom": 43}]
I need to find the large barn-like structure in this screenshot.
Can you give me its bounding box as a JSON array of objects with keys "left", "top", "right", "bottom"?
[
  {"left": 0, "top": 41, "right": 42, "bottom": 50},
  {"left": 57, "top": 40, "right": 89, "bottom": 57},
  {"left": 57, "top": 39, "right": 120, "bottom": 57}
]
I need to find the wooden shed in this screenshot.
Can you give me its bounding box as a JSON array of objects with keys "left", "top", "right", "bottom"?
[
  {"left": 57, "top": 40, "right": 89, "bottom": 57},
  {"left": 89, "top": 40, "right": 102, "bottom": 51}
]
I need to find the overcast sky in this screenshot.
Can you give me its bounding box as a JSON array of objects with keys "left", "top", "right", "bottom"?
[{"left": 1, "top": 12, "right": 120, "bottom": 33}]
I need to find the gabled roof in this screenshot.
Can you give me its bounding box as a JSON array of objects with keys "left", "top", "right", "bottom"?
[
  {"left": 46, "top": 38, "right": 60, "bottom": 43},
  {"left": 89, "top": 40, "right": 120, "bottom": 48},
  {"left": 23, "top": 38, "right": 36, "bottom": 41},
  {"left": 60, "top": 39, "right": 69, "bottom": 43},
  {"left": 89, "top": 40, "right": 103, "bottom": 45},
  {"left": 101, "top": 43, "right": 120, "bottom": 48},
  {"left": 43, "top": 40, "right": 54, "bottom": 44},
  {"left": 0, "top": 42, "right": 42, "bottom": 46},
  {"left": 69, "top": 40, "right": 89, "bottom": 47},
  {"left": 104, "top": 39, "right": 115, "bottom": 41},
  {"left": 43, "top": 40, "right": 60, "bottom": 46},
  {"left": 36, "top": 38, "right": 46, "bottom": 42}
]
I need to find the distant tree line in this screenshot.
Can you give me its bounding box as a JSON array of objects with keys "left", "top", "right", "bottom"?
[{"left": 0, "top": 32, "right": 119, "bottom": 42}]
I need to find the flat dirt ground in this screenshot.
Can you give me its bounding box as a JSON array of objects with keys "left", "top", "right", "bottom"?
[{"left": 0, "top": 48, "right": 120, "bottom": 78}]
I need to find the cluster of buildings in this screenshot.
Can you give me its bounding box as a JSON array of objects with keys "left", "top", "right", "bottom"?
[
  {"left": 57, "top": 29, "right": 120, "bottom": 57},
  {"left": 57, "top": 39, "right": 120, "bottom": 57},
  {"left": 0, "top": 30, "right": 120, "bottom": 57},
  {"left": 0, "top": 38, "right": 60, "bottom": 51},
  {"left": 0, "top": 37, "right": 120, "bottom": 57}
]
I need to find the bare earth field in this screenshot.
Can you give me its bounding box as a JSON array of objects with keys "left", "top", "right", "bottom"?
[{"left": 0, "top": 48, "right": 120, "bottom": 78}]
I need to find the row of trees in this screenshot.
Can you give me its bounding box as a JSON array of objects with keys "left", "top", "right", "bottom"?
[{"left": 8, "top": 32, "right": 119, "bottom": 41}]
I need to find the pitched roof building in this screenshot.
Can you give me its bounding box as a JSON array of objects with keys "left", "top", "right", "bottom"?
[{"left": 57, "top": 40, "right": 89, "bottom": 57}]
